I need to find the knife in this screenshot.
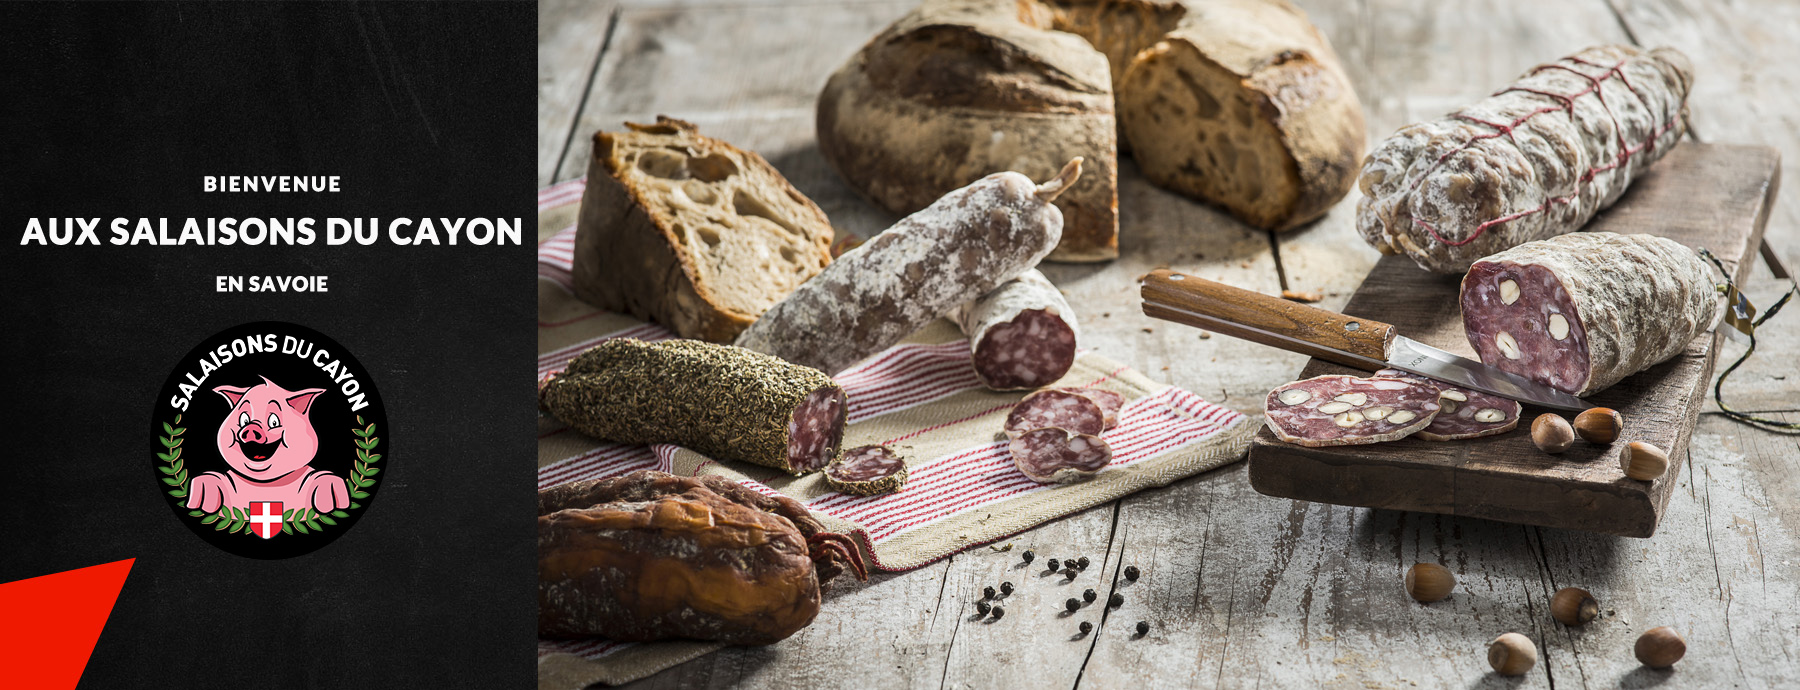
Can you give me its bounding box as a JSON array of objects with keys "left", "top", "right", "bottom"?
[{"left": 1139, "top": 269, "right": 1590, "bottom": 411}]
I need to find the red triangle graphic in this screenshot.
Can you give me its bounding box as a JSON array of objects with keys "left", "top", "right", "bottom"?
[{"left": 0, "top": 558, "right": 136, "bottom": 690}]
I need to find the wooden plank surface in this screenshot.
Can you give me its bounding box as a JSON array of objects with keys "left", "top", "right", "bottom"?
[
  {"left": 1245, "top": 143, "right": 1780, "bottom": 538},
  {"left": 535, "top": 0, "right": 1800, "bottom": 686}
]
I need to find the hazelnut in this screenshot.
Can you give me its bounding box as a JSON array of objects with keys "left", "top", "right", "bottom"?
[
  {"left": 1404, "top": 562, "right": 1455, "bottom": 603},
  {"left": 1621, "top": 442, "right": 1669, "bottom": 481},
  {"left": 1573, "top": 407, "right": 1623, "bottom": 444},
  {"left": 1634, "top": 626, "right": 1686, "bottom": 668},
  {"left": 1531, "top": 414, "right": 1575, "bottom": 454},
  {"left": 1487, "top": 633, "right": 1537, "bottom": 676},
  {"left": 1550, "top": 587, "right": 1599, "bottom": 626}
]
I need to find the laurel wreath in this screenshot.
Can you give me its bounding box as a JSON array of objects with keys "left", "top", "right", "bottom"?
[{"left": 159, "top": 414, "right": 382, "bottom": 536}]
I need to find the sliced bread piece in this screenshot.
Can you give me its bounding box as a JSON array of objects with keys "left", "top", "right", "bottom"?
[{"left": 571, "top": 116, "right": 835, "bottom": 342}]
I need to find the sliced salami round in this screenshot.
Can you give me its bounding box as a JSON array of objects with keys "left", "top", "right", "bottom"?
[
  {"left": 955, "top": 270, "right": 1080, "bottom": 391},
  {"left": 824, "top": 445, "right": 908, "bottom": 495},
  {"left": 1049, "top": 387, "right": 1124, "bottom": 430},
  {"left": 1004, "top": 389, "right": 1107, "bottom": 438},
  {"left": 1009, "top": 427, "right": 1111, "bottom": 484},
  {"left": 1372, "top": 369, "right": 1521, "bottom": 441},
  {"left": 1264, "top": 375, "right": 1442, "bottom": 447}
]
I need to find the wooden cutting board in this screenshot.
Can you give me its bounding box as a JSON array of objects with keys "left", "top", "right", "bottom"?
[{"left": 1246, "top": 143, "right": 1781, "bottom": 538}]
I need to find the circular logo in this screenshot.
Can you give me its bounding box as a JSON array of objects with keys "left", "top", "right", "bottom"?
[{"left": 152, "top": 321, "right": 388, "bottom": 559}]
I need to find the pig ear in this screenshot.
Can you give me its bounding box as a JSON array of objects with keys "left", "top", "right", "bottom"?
[
  {"left": 214, "top": 385, "right": 251, "bottom": 408},
  {"left": 285, "top": 389, "right": 329, "bottom": 415}
]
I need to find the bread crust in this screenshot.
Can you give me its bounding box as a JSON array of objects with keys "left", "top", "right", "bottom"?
[
  {"left": 1118, "top": 0, "right": 1365, "bottom": 230},
  {"left": 818, "top": 0, "right": 1364, "bottom": 245},
  {"left": 572, "top": 117, "right": 834, "bottom": 342},
  {"left": 817, "top": 0, "right": 1119, "bottom": 262}
]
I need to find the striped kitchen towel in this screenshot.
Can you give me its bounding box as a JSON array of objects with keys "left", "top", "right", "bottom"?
[{"left": 533, "top": 178, "right": 1255, "bottom": 688}]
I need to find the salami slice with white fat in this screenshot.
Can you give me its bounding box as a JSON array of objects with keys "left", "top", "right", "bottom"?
[
  {"left": 824, "top": 445, "right": 908, "bottom": 495},
  {"left": 1460, "top": 232, "right": 1720, "bottom": 396},
  {"left": 1372, "top": 369, "right": 1522, "bottom": 441},
  {"left": 736, "top": 160, "right": 1081, "bottom": 375},
  {"left": 1005, "top": 389, "right": 1107, "bottom": 438},
  {"left": 1009, "top": 427, "right": 1111, "bottom": 483},
  {"left": 1051, "top": 387, "right": 1124, "bottom": 430},
  {"left": 1264, "top": 375, "right": 1443, "bottom": 447},
  {"left": 954, "top": 270, "right": 1079, "bottom": 390}
]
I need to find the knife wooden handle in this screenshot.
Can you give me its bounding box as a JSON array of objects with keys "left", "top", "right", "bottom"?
[{"left": 1140, "top": 269, "right": 1396, "bottom": 369}]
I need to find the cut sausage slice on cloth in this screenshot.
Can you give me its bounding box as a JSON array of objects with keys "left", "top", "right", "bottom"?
[
  {"left": 1004, "top": 389, "right": 1108, "bottom": 438},
  {"left": 1009, "top": 427, "right": 1112, "bottom": 483},
  {"left": 1373, "top": 369, "right": 1522, "bottom": 441},
  {"left": 955, "top": 269, "right": 1080, "bottom": 390},
  {"left": 1460, "top": 232, "right": 1721, "bottom": 396},
  {"left": 1264, "top": 375, "right": 1443, "bottom": 447},
  {"left": 1051, "top": 387, "right": 1124, "bottom": 430},
  {"left": 823, "top": 445, "right": 908, "bottom": 495}
]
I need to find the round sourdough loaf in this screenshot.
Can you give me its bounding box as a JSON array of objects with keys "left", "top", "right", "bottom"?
[{"left": 818, "top": 0, "right": 1366, "bottom": 247}]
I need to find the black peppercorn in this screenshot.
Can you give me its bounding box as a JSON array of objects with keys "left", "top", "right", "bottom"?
[
  {"left": 1135, "top": 620, "right": 1149, "bottom": 635},
  {"left": 983, "top": 585, "right": 996, "bottom": 600},
  {"left": 1022, "top": 550, "right": 1035, "bottom": 564},
  {"left": 1046, "top": 558, "right": 1060, "bottom": 572},
  {"left": 975, "top": 600, "right": 991, "bottom": 615},
  {"left": 1077, "top": 557, "right": 1091, "bottom": 570},
  {"left": 1108, "top": 593, "right": 1124, "bottom": 609},
  {"left": 1065, "top": 598, "right": 1080, "bottom": 613},
  {"left": 1000, "top": 582, "right": 1014, "bottom": 596},
  {"left": 1083, "top": 588, "right": 1097, "bottom": 603},
  {"left": 1124, "top": 565, "right": 1140, "bottom": 581},
  {"left": 1079, "top": 621, "right": 1093, "bottom": 635},
  {"left": 990, "top": 605, "right": 1005, "bottom": 620}
]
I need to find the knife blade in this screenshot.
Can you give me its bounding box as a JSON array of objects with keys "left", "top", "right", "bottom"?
[{"left": 1139, "top": 269, "right": 1590, "bottom": 411}]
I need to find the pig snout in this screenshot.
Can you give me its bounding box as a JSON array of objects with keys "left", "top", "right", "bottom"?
[{"left": 237, "top": 423, "right": 275, "bottom": 444}]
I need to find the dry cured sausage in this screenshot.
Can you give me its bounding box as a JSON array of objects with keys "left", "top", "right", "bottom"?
[
  {"left": 955, "top": 269, "right": 1080, "bottom": 390},
  {"left": 538, "top": 339, "right": 846, "bottom": 474},
  {"left": 1265, "top": 375, "right": 1442, "bottom": 446},
  {"left": 538, "top": 471, "right": 865, "bottom": 643},
  {"left": 736, "top": 160, "right": 1081, "bottom": 375},
  {"left": 1372, "top": 369, "right": 1521, "bottom": 441},
  {"left": 823, "top": 445, "right": 908, "bottom": 495},
  {"left": 1358, "top": 45, "right": 1691, "bottom": 273},
  {"left": 1460, "top": 232, "right": 1720, "bottom": 396}
]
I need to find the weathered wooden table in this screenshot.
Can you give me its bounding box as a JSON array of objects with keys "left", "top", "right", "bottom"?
[{"left": 539, "top": 0, "right": 1800, "bottom": 686}]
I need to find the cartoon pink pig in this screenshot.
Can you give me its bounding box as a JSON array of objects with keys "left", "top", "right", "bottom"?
[{"left": 185, "top": 377, "right": 350, "bottom": 516}]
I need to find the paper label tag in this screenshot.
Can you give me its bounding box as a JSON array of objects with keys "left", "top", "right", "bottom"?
[{"left": 1719, "top": 282, "right": 1757, "bottom": 344}]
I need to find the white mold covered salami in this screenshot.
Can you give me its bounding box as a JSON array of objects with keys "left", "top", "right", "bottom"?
[
  {"left": 736, "top": 159, "right": 1081, "bottom": 375},
  {"left": 1005, "top": 389, "right": 1107, "bottom": 438},
  {"left": 824, "top": 445, "right": 908, "bottom": 495},
  {"left": 1264, "top": 375, "right": 1442, "bottom": 447},
  {"left": 954, "top": 269, "right": 1080, "bottom": 390},
  {"left": 1357, "top": 45, "right": 1692, "bottom": 273},
  {"left": 1460, "top": 232, "right": 1720, "bottom": 396},
  {"left": 1373, "top": 369, "right": 1521, "bottom": 441},
  {"left": 1010, "top": 427, "right": 1111, "bottom": 484}
]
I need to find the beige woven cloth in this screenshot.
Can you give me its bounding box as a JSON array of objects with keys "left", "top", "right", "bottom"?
[{"left": 532, "top": 179, "right": 1254, "bottom": 688}]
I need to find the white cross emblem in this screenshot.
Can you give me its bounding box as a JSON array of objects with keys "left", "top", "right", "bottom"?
[{"left": 249, "top": 502, "right": 284, "bottom": 539}]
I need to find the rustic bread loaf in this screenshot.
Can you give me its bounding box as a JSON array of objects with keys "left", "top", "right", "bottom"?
[
  {"left": 817, "top": 0, "right": 1119, "bottom": 262},
  {"left": 1111, "top": 0, "right": 1366, "bottom": 230},
  {"left": 817, "top": 0, "right": 1365, "bottom": 249},
  {"left": 571, "top": 117, "right": 834, "bottom": 342}
]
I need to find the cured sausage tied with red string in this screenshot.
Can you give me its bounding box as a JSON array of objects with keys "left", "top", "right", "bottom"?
[{"left": 1355, "top": 45, "right": 1692, "bottom": 274}]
